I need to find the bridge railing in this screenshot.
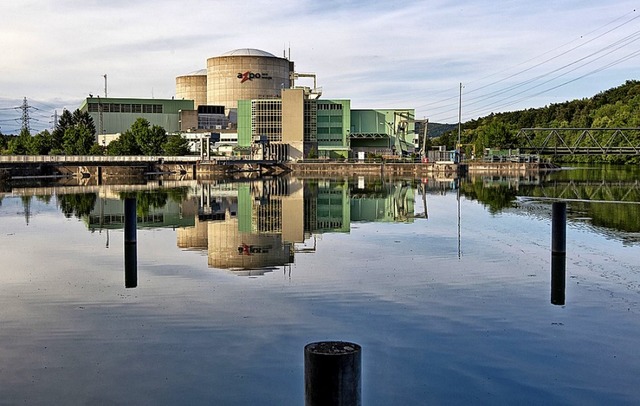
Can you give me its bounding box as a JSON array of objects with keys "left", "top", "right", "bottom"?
[{"left": 0, "top": 155, "right": 201, "bottom": 164}]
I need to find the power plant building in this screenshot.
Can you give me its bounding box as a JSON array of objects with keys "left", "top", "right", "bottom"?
[{"left": 76, "top": 47, "right": 418, "bottom": 158}]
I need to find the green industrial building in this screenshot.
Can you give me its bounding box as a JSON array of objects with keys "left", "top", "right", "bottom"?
[{"left": 78, "top": 97, "right": 194, "bottom": 144}]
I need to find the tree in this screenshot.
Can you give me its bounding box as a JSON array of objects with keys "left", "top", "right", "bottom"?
[
  {"left": 7, "top": 128, "right": 32, "bottom": 155},
  {"left": 52, "top": 109, "right": 73, "bottom": 151},
  {"left": 0, "top": 131, "right": 7, "bottom": 152},
  {"left": 30, "top": 130, "right": 52, "bottom": 155},
  {"left": 52, "top": 109, "right": 96, "bottom": 155},
  {"left": 129, "top": 118, "right": 167, "bottom": 155},
  {"left": 107, "top": 130, "right": 140, "bottom": 155},
  {"left": 63, "top": 125, "right": 94, "bottom": 155},
  {"left": 163, "top": 133, "right": 190, "bottom": 156}
]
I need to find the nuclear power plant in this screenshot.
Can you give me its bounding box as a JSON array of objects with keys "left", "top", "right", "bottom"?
[{"left": 80, "top": 47, "right": 419, "bottom": 160}]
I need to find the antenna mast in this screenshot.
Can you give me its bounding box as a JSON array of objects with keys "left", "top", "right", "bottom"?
[{"left": 104, "top": 74, "right": 108, "bottom": 98}]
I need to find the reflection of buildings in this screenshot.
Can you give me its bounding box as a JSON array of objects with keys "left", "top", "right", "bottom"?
[
  {"left": 60, "top": 176, "right": 424, "bottom": 275},
  {"left": 87, "top": 193, "right": 197, "bottom": 231},
  {"left": 350, "top": 180, "right": 415, "bottom": 223},
  {"left": 177, "top": 177, "right": 421, "bottom": 275}
]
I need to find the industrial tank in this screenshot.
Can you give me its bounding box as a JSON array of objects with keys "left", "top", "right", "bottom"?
[{"left": 175, "top": 69, "right": 207, "bottom": 109}]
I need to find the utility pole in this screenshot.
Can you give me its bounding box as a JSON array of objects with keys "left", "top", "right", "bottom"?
[{"left": 457, "top": 82, "right": 462, "bottom": 147}]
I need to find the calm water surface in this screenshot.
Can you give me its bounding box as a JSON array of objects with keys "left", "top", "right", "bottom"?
[{"left": 1, "top": 167, "right": 639, "bottom": 405}]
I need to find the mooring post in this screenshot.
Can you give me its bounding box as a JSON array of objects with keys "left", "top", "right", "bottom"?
[
  {"left": 304, "top": 341, "right": 361, "bottom": 406},
  {"left": 551, "top": 202, "right": 566, "bottom": 305},
  {"left": 124, "top": 197, "right": 137, "bottom": 288}
]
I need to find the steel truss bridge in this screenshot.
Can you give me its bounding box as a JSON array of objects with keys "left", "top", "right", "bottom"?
[
  {"left": 527, "top": 180, "right": 640, "bottom": 203},
  {"left": 517, "top": 128, "right": 640, "bottom": 156}
]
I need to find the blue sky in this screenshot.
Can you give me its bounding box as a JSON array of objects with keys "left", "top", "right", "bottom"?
[{"left": 1, "top": 0, "right": 638, "bottom": 133}]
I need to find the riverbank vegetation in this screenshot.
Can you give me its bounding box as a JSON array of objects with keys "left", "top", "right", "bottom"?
[
  {"left": 0, "top": 113, "right": 189, "bottom": 157},
  {"left": 433, "top": 80, "right": 640, "bottom": 164}
]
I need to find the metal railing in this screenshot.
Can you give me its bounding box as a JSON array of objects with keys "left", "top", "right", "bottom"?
[{"left": 0, "top": 155, "right": 201, "bottom": 164}]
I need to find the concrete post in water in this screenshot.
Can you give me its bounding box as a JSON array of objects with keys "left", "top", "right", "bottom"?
[
  {"left": 124, "top": 198, "right": 137, "bottom": 288},
  {"left": 304, "top": 341, "right": 361, "bottom": 406},
  {"left": 551, "top": 202, "right": 566, "bottom": 305}
]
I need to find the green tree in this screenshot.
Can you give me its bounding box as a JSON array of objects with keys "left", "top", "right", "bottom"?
[
  {"left": 52, "top": 109, "right": 96, "bottom": 155},
  {"left": 0, "top": 131, "right": 6, "bottom": 152},
  {"left": 52, "top": 109, "right": 73, "bottom": 151},
  {"left": 30, "top": 130, "right": 52, "bottom": 155},
  {"left": 162, "top": 133, "right": 190, "bottom": 156},
  {"left": 107, "top": 130, "right": 140, "bottom": 155},
  {"left": 7, "top": 128, "right": 32, "bottom": 155},
  {"left": 127, "top": 118, "right": 167, "bottom": 155},
  {"left": 63, "top": 125, "right": 94, "bottom": 155}
]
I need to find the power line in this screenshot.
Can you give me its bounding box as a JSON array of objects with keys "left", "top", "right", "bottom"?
[{"left": 417, "top": 9, "right": 639, "bottom": 123}]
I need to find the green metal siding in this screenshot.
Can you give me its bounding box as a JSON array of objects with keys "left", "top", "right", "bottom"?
[
  {"left": 79, "top": 98, "right": 194, "bottom": 134},
  {"left": 316, "top": 100, "right": 350, "bottom": 148},
  {"left": 237, "top": 100, "right": 252, "bottom": 147}
]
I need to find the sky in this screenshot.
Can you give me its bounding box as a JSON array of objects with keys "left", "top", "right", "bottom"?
[{"left": 0, "top": 0, "right": 638, "bottom": 134}]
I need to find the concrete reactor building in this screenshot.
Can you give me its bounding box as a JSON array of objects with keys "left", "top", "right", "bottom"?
[{"left": 177, "top": 48, "right": 294, "bottom": 116}]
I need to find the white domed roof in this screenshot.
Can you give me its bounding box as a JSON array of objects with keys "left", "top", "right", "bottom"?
[
  {"left": 180, "top": 68, "right": 206, "bottom": 76},
  {"left": 220, "top": 48, "right": 277, "bottom": 57}
]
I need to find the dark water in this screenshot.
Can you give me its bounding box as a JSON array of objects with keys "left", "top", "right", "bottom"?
[{"left": 1, "top": 167, "right": 639, "bottom": 405}]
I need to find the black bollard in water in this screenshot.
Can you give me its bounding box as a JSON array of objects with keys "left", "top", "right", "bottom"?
[
  {"left": 124, "top": 198, "right": 138, "bottom": 288},
  {"left": 551, "top": 253, "right": 566, "bottom": 305},
  {"left": 551, "top": 202, "right": 566, "bottom": 305},
  {"left": 304, "top": 341, "right": 361, "bottom": 406},
  {"left": 551, "top": 202, "right": 566, "bottom": 255}
]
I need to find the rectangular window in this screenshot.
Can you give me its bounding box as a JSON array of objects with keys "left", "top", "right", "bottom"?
[
  {"left": 88, "top": 103, "right": 99, "bottom": 112},
  {"left": 153, "top": 105, "right": 163, "bottom": 113},
  {"left": 122, "top": 104, "right": 132, "bottom": 113},
  {"left": 111, "top": 104, "right": 121, "bottom": 113},
  {"left": 132, "top": 104, "right": 142, "bottom": 113},
  {"left": 143, "top": 104, "right": 153, "bottom": 113}
]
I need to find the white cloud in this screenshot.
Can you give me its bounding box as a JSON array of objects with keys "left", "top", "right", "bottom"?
[{"left": 1, "top": 0, "right": 638, "bottom": 133}]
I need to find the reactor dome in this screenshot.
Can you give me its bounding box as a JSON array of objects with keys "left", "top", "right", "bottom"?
[{"left": 206, "top": 48, "right": 293, "bottom": 113}]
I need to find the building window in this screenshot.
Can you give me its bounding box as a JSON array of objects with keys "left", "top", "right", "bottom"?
[{"left": 132, "top": 104, "right": 142, "bottom": 113}]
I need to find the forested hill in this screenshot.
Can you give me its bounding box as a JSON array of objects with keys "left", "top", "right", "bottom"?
[{"left": 435, "top": 80, "right": 640, "bottom": 158}]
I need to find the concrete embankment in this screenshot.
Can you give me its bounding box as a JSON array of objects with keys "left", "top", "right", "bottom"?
[
  {"left": 288, "top": 162, "right": 460, "bottom": 177},
  {"left": 465, "top": 161, "right": 559, "bottom": 174}
]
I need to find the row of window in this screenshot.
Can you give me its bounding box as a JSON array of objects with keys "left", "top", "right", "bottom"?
[
  {"left": 317, "top": 103, "right": 343, "bottom": 110},
  {"left": 87, "top": 103, "right": 164, "bottom": 114}
]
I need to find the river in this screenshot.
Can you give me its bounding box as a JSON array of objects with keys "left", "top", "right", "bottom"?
[{"left": 1, "top": 165, "right": 639, "bottom": 405}]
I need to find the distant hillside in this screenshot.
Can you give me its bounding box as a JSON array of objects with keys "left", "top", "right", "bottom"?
[
  {"left": 433, "top": 80, "right": 640, "bottom": 163},
  {"left": 415, "top": 122, "right": 457, "bottom": 138}
]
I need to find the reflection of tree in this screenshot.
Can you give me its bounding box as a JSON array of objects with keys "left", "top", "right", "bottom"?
[
  {"left": 166, "top": 187, "right": 190, "bottom": 204},
  {"left": 574, "top": 201, "right": 640, "bottom": 233},
  {"left": 460, "top": 178, "right": 518, "bottom": 214},
  {"left": 35, "top": 195, "right": 52, "bottom": 204},
  {"left": 58, "top": 193, "right": 98, "bottom": 219},
  {"left": 119, "top": 191, "right": 168, "bottom": 217}
]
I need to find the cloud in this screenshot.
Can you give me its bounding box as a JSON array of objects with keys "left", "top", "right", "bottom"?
[{"left": 1, "top": 0, "right": 638, "bottom": 132}]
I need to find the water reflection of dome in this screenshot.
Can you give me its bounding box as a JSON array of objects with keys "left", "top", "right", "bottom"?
[
  {"left": 207, "top": 219, "right": 292, "bottom": 270},
  {"left": 227, "top": 267, "right": 277, "bottom": 277}
]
